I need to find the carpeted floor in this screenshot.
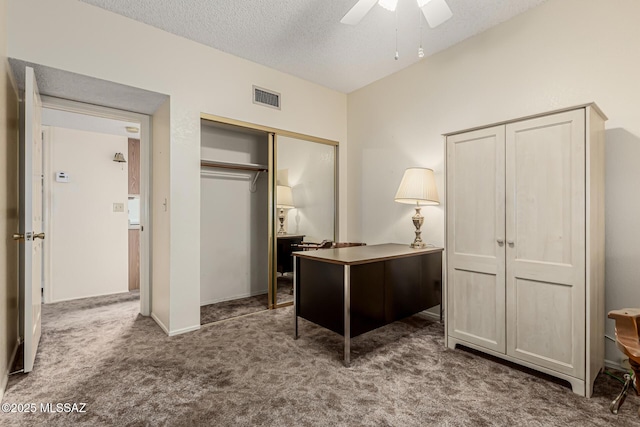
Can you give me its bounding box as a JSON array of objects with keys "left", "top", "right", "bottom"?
[
  {"left": 200, "top": 277, "right": 293, "bottom": 325},
  {"left": 275, "top": 275, "right": 294, "bottom": 304},
  {"left": 200, "top": 294, "right": 268, "bottom": 325},
  {"left": 2, "top": 292, "right": 639, "bottom": 426}
]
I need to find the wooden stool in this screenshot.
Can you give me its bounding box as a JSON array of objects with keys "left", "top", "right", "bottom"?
[{"left": 608, "top": 308, "right": 640, "bottom": 416}]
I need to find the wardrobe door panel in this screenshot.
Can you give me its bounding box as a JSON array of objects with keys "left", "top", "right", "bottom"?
[
  {"left": 505, "top": 109, "right": 586, "bottom": 377},
  {"left": 447, "top": 125, "right": 506, "bottom": 353},
  {"left": 513, "top": 278, "right": 574, "bottom": 365},
  {"left": 449, "top": 269, "right": 502, "bottom": 348}
]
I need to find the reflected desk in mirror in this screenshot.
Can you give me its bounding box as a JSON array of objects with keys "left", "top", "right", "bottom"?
[
  {"left": 293, "top": 243, "right": 443, "bottom": 367},
  {"left": 277, "top": 234, "right": 305, "bottom": 274}
]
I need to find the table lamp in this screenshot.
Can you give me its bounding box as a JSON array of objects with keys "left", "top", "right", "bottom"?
[
  {"left": 394, "top": 167, "right": 439, "bottom": 248},
  {"left": 277, "top": 185, "right": 295, "bottom": 235}
]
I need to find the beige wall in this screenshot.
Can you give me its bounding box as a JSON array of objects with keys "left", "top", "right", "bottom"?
[
  {"left": 45, "top": 127, "right": 128, "bottom": 302},
  {"left": 151, "top": 98, "right": 170, "bottom": 332},
  {"left": 347, "top": 0, "right": 640, "bottom": 365},
  {"left": 0, "top": 0, "right": 20, "bottom": 402},
  {"left": 7, "top": 0, "right": 347, "bottom": 335}
]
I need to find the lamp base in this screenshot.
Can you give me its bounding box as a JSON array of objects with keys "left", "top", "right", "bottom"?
[
  {"left": 410, "top": 205, "right": 426, "bottom": 249},
  {"left": 277, "top": 208, "right": 287, "bottom": 235}
]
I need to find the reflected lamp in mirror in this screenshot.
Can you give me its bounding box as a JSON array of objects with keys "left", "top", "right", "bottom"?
[
  {"left": 394, "top": 167, "right": 439, "bottom": 248},
  {"left": 277, "top": 185, "right": 295, "bottom": 235}
]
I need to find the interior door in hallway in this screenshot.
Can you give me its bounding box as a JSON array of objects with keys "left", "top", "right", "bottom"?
[{"left": 19, "top": 66, "right": 44, "bottom": 373}]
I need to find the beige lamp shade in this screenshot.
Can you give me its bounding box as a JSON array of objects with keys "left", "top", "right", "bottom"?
[
  {"left": 277, "top": 185, "right": 295, "bottom": 209},
  {"left": 394, "top": 167, "right": 439, "bottom": 205}
]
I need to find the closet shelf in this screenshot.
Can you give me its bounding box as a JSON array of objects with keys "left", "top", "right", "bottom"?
[{"left": 200, "top": 159, "right": 268, "bottom": 172}]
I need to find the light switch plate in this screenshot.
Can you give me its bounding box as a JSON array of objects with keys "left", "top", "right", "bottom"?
[
  {"left": 113, "top": 203, "right": 125, "bottom": 212},
  {"left": 55, "top": 171, "right": 70, "bottom": 182}
]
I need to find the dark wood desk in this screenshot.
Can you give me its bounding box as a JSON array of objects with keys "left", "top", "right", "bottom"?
[
  {"left": 277, "top": 234, "right": 305, "bottom": 274},
  {"left": 293, "top": 243, "right": 443, "bottom": 366}
]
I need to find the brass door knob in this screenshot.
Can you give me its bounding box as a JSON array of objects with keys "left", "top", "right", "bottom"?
[
  {"left": 33, "top": 233, "right": 45, "bottom": 240},
  {"left": 12, "top": 233, "right": 24, "bottom": 241}
]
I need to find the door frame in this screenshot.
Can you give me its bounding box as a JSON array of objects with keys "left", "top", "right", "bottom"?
[
  {"left": 19, "top": 66, "right": 44, "bottom": 373},
  {"left": 41, "top": 96, "right": 152, "bottom": 316}
]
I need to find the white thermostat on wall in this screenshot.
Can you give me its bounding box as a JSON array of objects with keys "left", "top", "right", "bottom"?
[{"left": 55, "top": 172, "right": 70, "bottom": 183}]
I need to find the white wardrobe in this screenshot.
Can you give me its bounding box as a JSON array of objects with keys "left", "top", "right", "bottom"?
[{"left": 445, "top": 104, "right": 606, "bottom": 397}]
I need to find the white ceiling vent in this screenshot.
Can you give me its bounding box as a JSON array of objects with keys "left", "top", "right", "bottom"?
[{"left": 253, "top": 86, "right": 280, "bottom": 110}]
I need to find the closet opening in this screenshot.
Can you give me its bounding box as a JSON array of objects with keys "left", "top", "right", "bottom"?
[
  {"left": 199, "top": 115, "right": 339, "bottom": 325},
  {"left": 200, "top": 120, "right": 272, "bottom": 325}
]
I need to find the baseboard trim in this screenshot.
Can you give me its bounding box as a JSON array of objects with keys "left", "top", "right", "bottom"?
[
  {"left": 150, "top": 312, "right": 170, "bottom": 335},
  {"left": 168, "top": 324, "right": 200, "bottom": 337},
  {"left": 421, "top": 310, "right": 442, "bottom": 322},
  {"left": 605, "top": 358, "right": 625, "bottom": 371},
  {"left": 201, "top": 289, "right": 268, "bottom": 307},
  {"left": 151, "top": 313, "right": 200, "bottom": 337},
  {"left": 48, "top": 289, "right": 132, "bottom": 304},
  {"left": 1, "top": 339, "right": 20, "bottom": 403}
]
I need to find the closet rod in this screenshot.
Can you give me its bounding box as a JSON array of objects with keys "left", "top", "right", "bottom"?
[{"left": 200, "top": 160, "right": 268, "bottom": 172}]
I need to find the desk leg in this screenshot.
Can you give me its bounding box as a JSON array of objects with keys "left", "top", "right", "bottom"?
[
  {"left": 344, "top": 264, "right": 351, "bottom": 367},
  {"left": 293, "top": 257, "right": 298, "bottom": 340}
]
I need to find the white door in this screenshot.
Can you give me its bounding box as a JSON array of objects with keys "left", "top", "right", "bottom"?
[
  {"left": 446, "top": 125, "right": 506, "bottom": 353},
  {"left": 505, "top": 109, "right": 585, "bottom": 378},
  {"left": 19, "top": 66, "right": 44, "bottom": 373}
]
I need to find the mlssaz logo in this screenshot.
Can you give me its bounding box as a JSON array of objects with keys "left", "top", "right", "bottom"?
[{"left": 40, "top": 403, "right": 87, "bottom": 413}]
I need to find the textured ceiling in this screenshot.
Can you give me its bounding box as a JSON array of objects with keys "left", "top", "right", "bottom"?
[
  {"left": 9, "top": 59, "right": 168, "bottom": 115},
  {"left": 80, "top": 0, "right": 547, "bottom": 93}
]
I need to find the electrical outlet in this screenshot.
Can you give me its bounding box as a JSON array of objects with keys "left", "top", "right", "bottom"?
[{"left": 113, "top": 203, "right": 125, "bottom": 212}]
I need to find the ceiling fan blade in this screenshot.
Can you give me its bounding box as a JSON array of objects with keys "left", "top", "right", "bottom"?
[
  {"left": 341, "top": 0, "right": 379, "bottom": 25},
  {"left": 421, "top": 0, "right": 453, "bottom": 28}
]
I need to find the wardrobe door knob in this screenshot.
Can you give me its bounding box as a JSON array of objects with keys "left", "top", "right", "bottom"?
[
  {"left": 496, "top": 238, "right": 504, "bottom": 245},
  {"left": 507, "top": 240, "right": 514, "bottom": 246}
]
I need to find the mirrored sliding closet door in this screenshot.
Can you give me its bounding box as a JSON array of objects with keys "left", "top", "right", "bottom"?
[{"left": 274, "top": 135, "right": 337, "bottom": 306}]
